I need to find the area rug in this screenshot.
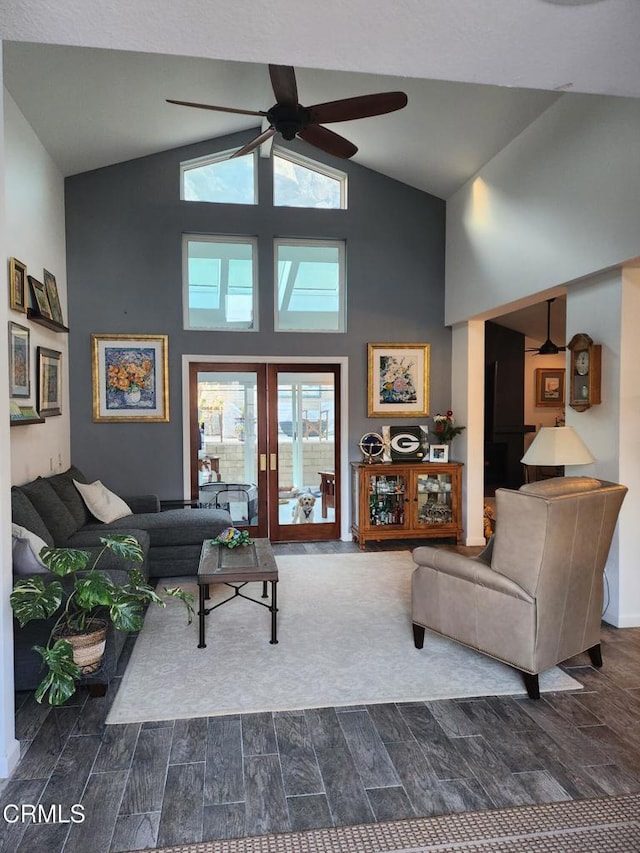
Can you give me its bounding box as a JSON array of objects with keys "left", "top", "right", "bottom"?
[
  {"left": 131, "top": 793, "right": 640, "bottom": 853},
  {"left": 107, "top": 552, "right": 581, "bottom": 724}
]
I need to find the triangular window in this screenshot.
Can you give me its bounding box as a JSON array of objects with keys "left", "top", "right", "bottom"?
[
  {"left": 273, "top": 149, "right": 347, "bottom": 209},
  {"left": 181, "top": 150, "right": 257, "bottom": 205}
]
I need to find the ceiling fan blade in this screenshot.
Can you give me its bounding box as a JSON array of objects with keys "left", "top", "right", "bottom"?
[
  {"left": 230, "top": 127, "right": 277, "bottom": 159},
  {"left": 298, "top": 124, "right": 358, "bottom": 159},
  {"left": 269, "top": 65, "right": 299, "bottom": 107},
  {"left": 309, "top": 92, "right": 408, "bottom": 125},
  {"left": 166, "top": 99, "right": 267, "bottom": 118}
]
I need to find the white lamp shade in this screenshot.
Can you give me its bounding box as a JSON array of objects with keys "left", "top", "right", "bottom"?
[{"left": 521, "top": 426, "right": 594, "bottom": 466}]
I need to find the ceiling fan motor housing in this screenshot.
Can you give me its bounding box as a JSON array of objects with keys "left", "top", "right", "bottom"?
[{"left": 267, "top": 103, "right": 311, "bottom": 140}]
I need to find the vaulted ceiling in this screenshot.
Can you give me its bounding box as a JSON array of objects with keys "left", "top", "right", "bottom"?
[{"left": 2, "top": 0, "right": 637, "bottom": 339}]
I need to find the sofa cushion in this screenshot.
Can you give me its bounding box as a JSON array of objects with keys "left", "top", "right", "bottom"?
[
  {"left": 65, "top": 528, "right": 151, "bottom": 579},
  {"left": 21, "top": 478, "right": 78, "bottom": 544},
  {"left": 12, "top": 524, "right": 49, "bottom": 574},
  {"left": 83, "top": 507, "right": 231, "bottom": 548},
  {"left": 11, "top": 487, "right": 54, "bottom": 547},
  {"left": 48, "top": 466, "right": 91, "bottom": 527},
  {"left": 74, "top": 479, "right": 132, "bottom": 523}
]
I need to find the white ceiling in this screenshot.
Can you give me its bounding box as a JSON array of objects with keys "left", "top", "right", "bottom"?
[{"left": 2, "top": 0, "right": 638, "bottom": 334}]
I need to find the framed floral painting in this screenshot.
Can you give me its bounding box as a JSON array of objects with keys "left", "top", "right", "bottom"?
[
  {"left": 367, "top": 343, "right": 430, "bottom": 417},
  {"left": 92, "top": 334, "right": 169, "bottom": 422}
]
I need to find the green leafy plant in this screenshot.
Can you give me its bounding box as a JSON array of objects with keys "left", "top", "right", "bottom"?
[{"left": 10, "top": 534, "right": 194, "bottom": 706}]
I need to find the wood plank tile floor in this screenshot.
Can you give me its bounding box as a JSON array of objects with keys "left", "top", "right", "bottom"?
[{"left": 3, "top": 541, "right": 640, "bottom": 853}]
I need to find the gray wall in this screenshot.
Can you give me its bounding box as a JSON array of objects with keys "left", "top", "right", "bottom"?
[{"left": 65, "top": 129, "right": 447, "bottom": 498}]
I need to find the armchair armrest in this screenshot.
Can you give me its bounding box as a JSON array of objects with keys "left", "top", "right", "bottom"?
[
  {"left": 122, "top": 494, "right": 161, "bottom": 514},
  {"left": 412, "top": 545, "right": 532, "bottom": 603}
]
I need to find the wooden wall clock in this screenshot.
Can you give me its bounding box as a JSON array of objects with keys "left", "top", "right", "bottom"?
[{"left": 567, "top": 333, "right": 601, "bottom": 412}]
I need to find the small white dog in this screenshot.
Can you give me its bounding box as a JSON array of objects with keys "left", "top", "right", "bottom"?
[{"left": 292, "top": 492, "right": 316, "bottom": 523}]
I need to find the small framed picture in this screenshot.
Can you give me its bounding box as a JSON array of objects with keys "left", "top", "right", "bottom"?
[
  {"left": 429, "top": 444, "right": 449, "bottom": 463},
  {"left": 92, "top": 333, "right": 169, "bottom": 422},
  {"left": 28, "top": 275, "right": 53, "bottom": 320},
  {"left": 535, "top": 368, "right": 565, "bottom": 407},
  {"left": 37, "top": 347, "right": 62, "bottom": 417},
  {"left": 9, "top": 258, "right": 27, "bottom": 313},
  {"left": 9, "top": 321, "right": 30, "bottom": 397},
  {"left": 43, "top": 269, "right": 64, "bottom": 325}
]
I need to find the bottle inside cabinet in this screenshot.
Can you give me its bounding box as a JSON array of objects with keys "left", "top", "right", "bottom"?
[{"left": 368, "top": 473, "right": 405, "bottom": 526}]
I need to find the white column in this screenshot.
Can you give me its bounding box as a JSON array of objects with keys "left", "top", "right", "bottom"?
[
  {"left": 451, "top": 320, "right": 486, "bottom": 546},
  {"left": 566, "top": 268, "right": 640, "bottom": 627},
  {"left": 0, "top": 45, "right": 22, "bottom": 779}
]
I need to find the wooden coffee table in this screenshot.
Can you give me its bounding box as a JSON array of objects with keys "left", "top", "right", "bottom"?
[{"left": 197, "top": 538, "right": 278, "bottom": 648}]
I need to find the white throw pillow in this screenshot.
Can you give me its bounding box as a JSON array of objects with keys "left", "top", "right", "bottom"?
[
  {"left": 11, "top": 523, "right": 49, "bottom": 573},
  {"left": 73, "top": 479, "right": 132, "bottom": 524}
]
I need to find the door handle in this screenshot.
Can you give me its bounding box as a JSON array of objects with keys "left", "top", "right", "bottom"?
[
  {"left": 259, "top": 454, "right": 267, "bottom": 472},
  {"left": 270, "top": 453, "right": 277, "bottom": 471}
]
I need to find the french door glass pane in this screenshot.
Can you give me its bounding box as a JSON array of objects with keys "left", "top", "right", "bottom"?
[
  {"left": 197, "top": 371, "right": 259, "bottom": 526},
  {"left": 277, "top": 372, "right": 335, "bottom": 525}
]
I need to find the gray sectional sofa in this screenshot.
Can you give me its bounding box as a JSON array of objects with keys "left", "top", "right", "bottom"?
[{"left": 11, "top": 465, "right": 232, "bottom": 692}]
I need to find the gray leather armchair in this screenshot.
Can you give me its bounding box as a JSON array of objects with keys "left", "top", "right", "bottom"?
[{"left": 411, "top": 476, "right": 627, "bottom": 698}]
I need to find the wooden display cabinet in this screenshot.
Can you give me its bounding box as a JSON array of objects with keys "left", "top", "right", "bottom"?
[{"left": 351, "top": 461, "right": 463, "bottom": 549}]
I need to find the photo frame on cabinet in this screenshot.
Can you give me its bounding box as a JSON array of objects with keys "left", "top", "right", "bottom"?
[
  {"left": 9, "top": 257, "right": 27, "bottom": 313},
  {"left": 37, "top": 347, "right": 62, "bottom": 417},
  {"left": 43, "top": 269, "right": 64, "bottom": 325},
  {"left": 28, "top": 275, "right": 53, "bottom": 320},
  {"left": 535, "top": 367, "right": 565, "bottom": 407},
  {"left": 429, "top": 444, "right": 449, "bottom": 463},
  {"left": 9, "top": 322, "right": 30, "bottom": 397},
  {"left": 92, "top": 333, "right": 169, "bottom": 422},
  {"left": 367, "top": 343, "right": 430, "bottom": 417}
]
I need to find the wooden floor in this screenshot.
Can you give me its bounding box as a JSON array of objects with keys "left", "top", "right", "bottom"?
[{"left": 3, "top": 540, "right": 640, "bottom": 853}]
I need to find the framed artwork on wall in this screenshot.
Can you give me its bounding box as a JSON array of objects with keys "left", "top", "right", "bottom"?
[
  {"left": 535, "top": 367, "right": 565, "bottom": 407},
  {"left": 92, "top": 333, "right": 169, "bottom": 422},
  {"left": 9, "top": 257, "right": 27, "bottom": 313},
  {"left": 37, "top": 347, "right": 62, "bottom": 417},
  {"left": 9, "top": 321, "right": 30, "bottom": 397},
  {"left": 43, "top": 269, "right": 64, "bottom": 325},
  {"left": 367, "top": 343, "right": 430, "bottom": 417},
  {"left": 28, "top": 275, "right": 53, "bottom": 320}
]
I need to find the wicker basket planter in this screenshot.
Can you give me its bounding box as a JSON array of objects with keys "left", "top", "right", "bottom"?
[{"left": 56, "top": 621, "right": 107, "bottom": 674}]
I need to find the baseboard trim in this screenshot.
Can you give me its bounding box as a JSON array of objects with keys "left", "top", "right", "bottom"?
[{"left": 0, "top": 737, "right": 21, "bottom": 780}]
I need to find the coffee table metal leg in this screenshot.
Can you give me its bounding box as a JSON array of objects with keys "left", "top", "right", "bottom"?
[
  {"left": 198, "top": 583, "right": 207, "bottom": 648},
  {"left": 270, "top": 580, "right": 278, "bottom": 644},
  {"left": 262, "top": 580, "right": 268, "bottom": 599}
]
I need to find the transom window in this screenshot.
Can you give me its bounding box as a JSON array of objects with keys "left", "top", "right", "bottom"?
[
  {"left": 181, "top": 151, "right": 257, "bottom": 205},
  {"left": 273, "top": 149, "right": 347, "bottom": 209},
  {"left": 184, "top": 236, "right": 257, "bottom": 331},
  {"left": 275, "top": 239, "right": 346, "bottom": 332}
]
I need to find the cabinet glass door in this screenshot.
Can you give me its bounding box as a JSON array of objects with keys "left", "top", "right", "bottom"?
[
  {"left": 415, "top": 472, "right": 454, "bottom": 527},
  {"left": 368, "top": 472, "right": 407, "bottom": 527}
]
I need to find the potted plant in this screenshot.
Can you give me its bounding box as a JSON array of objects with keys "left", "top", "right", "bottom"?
[{"left": 10, "top": 534, "right": 194, "bottom": 706}]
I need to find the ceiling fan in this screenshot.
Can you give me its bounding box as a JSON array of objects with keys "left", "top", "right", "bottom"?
[
  {"left": 526, "top": 298, "right": 566, "bottom": 355},
  {"left": 167, "top": 64, "right": 408, "bottom": 160}
]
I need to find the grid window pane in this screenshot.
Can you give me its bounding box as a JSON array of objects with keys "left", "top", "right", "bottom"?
[
  {"left": 275, "top": 240, "right": 345, "bottom": 332},
  {"left": 184, "top": 237, "right": 256, "bottom": 330}
]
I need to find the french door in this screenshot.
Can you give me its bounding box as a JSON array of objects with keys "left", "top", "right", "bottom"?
[{"left": 189, "top": 362, "right": 340, "bottom": 542}]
